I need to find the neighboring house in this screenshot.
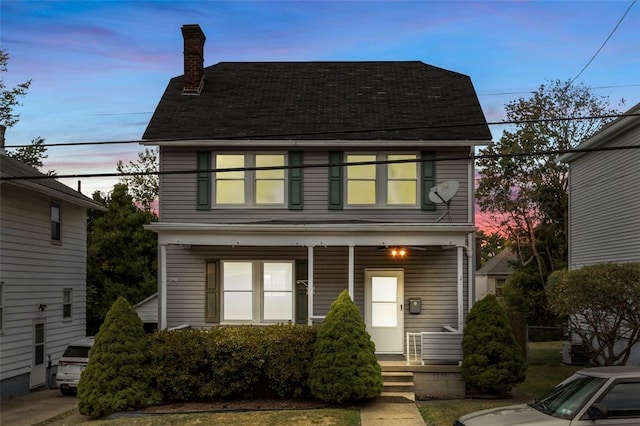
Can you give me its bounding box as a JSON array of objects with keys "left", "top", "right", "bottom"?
[
  {"left": 474, "top": 248, "right": 516, "bottom": 302},
  {"left": 0, "top": 139, "right": 105, "bottom": 399},
  {"left": 142, "top": 24, "right": 491, "bottom": 387},
  {"left": 560, "top": 102, "right": 640, "bottom": 365},
  {"left": 133, "top": 293, "right": 158, "bottom": 333}
]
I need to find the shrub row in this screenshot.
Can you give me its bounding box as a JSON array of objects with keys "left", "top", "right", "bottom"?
[{"left": 148, "top": 324, "right": 318, "bottom": 402}]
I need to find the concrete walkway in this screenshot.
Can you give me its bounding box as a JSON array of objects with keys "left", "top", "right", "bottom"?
[
  {"left": 361, "top": 400, "right": 426, "bottom": 425},
  {"left": 1, "top": 388, "right": 426, "bottom": 426},
  {"left": 0, "top": 388, "right": 78, "bottom": 426}
]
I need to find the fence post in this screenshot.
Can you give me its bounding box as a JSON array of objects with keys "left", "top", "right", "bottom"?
[{"left": 509, "top": 313, "right": 527, "bottom": 359}]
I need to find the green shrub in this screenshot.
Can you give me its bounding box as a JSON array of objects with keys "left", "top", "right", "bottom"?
[
  {"left": 462, "top": 294, "right": 527, "bottom": 395},
  {"left": 78, "top": 297, "right": 159, "bottom": 418},
  {"left": 148, "top": 329, "right": 210, "bottom": 401},
  {"left": 149, "top": 325, "right": 318, "bottom": 401},
  {"left": 308, "top": 290, "right": 383, "bottom": 403}
]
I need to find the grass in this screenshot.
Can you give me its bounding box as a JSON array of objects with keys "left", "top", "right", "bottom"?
[
  {"left": 42, "top": 408, "right": 360, "bottom": 426},
  {"left": 418, "top": 341, "right": 584, "bottom": 426}
]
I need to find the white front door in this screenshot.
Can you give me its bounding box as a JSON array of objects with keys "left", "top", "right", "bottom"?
[
  {"left": 365, "top": 269, "right": 404, "bottom": 354},
  {"left": 31, "top": 321, "right": 46, "bottom": 388}
]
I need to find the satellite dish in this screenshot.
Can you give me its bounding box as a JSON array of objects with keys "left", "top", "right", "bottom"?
[
  {"left": 429, "top": 180, "right": 459, "bottom": 204},
  {"left": 428, "top": 180, "right": 459, "bottom": 222}
]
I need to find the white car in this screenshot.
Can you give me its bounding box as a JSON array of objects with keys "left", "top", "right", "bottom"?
[
  {"left": 56, "top": 337, "right": 94, "bottom": 395},
  {"left": 455, "top": 366, "right": 640, "bottom": 426}
]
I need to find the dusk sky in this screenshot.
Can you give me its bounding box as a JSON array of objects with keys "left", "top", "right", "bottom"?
[{"left": 2, "top": 0, "right": 639, "bottom": 223}]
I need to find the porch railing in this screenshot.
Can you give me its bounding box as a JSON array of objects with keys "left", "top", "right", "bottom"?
[{"left": 406, "top": 326, "right": 463, "bottom": 365}]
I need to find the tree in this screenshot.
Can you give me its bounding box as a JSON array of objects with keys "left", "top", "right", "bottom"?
[
  {"left": 78, "top": 297, "right": 158, "bottom": 418},
  {"left": 476, "top": 80, "right": 619, "bottom": 323},
  {"left": 477, "top": 230, "right": 506, "bottom": 265},
  {"left": 547, "top": 263, "right": 640, "bottom": 366},
  {"left": 6, "top": 136, "right": 55, "bottom": 174},
  {"left": 117, "top": 148, "right": 159, "bottom": 211},
  {"left": 0, "top": 49, "right": 31, "bottom": 129},
  {"left": 308, "top": 290, "right": 382, "bottom": 403},
  {"left": 87, "top": 184, "right": 157, "bottom": 334},
  {"left": 462, "top": 294, "right": 526, "bottom": 395}
]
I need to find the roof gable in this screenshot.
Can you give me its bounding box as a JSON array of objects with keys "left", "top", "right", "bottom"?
[
  {"left": 143, "top": 61, "right": 491, "bottom": 142},
  {"left": 476, "top": 248, "right": 517, "bottom": 275}
]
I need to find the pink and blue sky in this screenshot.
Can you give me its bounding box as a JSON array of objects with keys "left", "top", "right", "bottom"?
[{"left": 2, "top": 1, "right": 639, "bottom": 223}]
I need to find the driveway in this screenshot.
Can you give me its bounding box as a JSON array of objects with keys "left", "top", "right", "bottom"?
[{"left": 0, "top": 388, "right": 78, "bottom": 426}]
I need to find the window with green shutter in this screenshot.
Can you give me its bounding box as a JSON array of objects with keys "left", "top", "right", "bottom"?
[
  {"left": 205, "top": 261, "right": 219, "bottom": 323},
  {"left": 328, "top": 151, "right": 343, "bottom": 210},
  {"left": 196, "top": 152, "right": 211, "bottom": 210},
  {"left": 288, "top": 151, "right": 303, "bottom": 210},
  {"left": 421, "top": 151, "right": 436, "bottom": 210}
]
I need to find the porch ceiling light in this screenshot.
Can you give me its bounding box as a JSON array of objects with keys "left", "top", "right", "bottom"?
[{"left": 389, "top": 247, "right": 407, "bottom": 258}]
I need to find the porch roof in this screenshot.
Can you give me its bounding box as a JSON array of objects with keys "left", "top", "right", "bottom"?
[{"left": 146, "top": 221, "right": 475, "bottom": 247}]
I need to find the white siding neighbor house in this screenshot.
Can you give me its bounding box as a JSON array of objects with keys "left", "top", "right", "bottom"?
[
  {"left": 560, "top": 102, "right": 640, "bottom": 365},
  {"left": 474, "top": 249, "right": 516, "bottom": 302},
  {"left": 0, "top": 141, "right": 105, "bottom": 399},
  {"left": 141, "top": 24, "right": 492, "bottom": 398}
]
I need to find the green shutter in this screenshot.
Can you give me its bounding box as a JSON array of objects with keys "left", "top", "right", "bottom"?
[
  {"left": 288, "top": 151, "right": 303, "bottom": 210},
  {"left": 205, "top": 261, "right": 219, "bottom": 323},
  {"left": 421, "top": 151, "right": 436, "bottom": 211},
  {"left": 196, "top": 152, "right": 211, "bottom": 210},
  {"left": 328, "top": 151, "right": 343, "bottom": 210},
  {"left": 295, "top": 261, "right": 308, "bottom": 324}
]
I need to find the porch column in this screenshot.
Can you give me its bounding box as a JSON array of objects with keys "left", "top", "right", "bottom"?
[
  {"left": 348, "top": 245, "right": 354, "bottom": 298},
  {"left": 159, "top": 244, "right": 167, "bottom": 330},
  {"left": 457, "top": 246, "right": 464, "bottom": 332},
  {"left": 307, "top": 246, "right": 314, "bottom": 326}
]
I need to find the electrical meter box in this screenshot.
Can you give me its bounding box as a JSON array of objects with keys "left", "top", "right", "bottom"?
[{"left": 408, "top": 298, "right": 421, "bottom": 314}]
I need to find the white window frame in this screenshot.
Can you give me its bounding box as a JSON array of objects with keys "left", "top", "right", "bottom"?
[
  {"left": 213, "top": 152, "right": 287, "bottom": 207},
  {"left": 63, "top": 288, "right": 72, "bottom": 319},
  {"left": 51, "top": 201, "right": 61, "bottom": 241},
  {"left": 221, "top": 260, "right": 294, "bottom": 323},
  {"left": 345, "top": 152, "right": 419, "bottom": 208}
]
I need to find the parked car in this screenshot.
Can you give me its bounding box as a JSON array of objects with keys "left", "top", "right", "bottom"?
[
  {"left": 455, "top": 366, "right": 640, "bottom": 425},
  {"left": 56, "top": 337, "right": 94, "bottom": 395}
]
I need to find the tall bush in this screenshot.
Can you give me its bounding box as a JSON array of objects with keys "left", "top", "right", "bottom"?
[
  {"left": 462, "top": 294, "right": 526, "bottom": 395},
  {"left": 78, "top": 297, "right": 158, "bottom": 418},
  {"left": 308, "top": 290, "right": 382, "bottom": 403}
]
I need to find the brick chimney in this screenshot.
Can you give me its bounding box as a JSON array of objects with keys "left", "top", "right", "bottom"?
[{"left": 181, "top": 24, "right": 206, "bottom": 95}]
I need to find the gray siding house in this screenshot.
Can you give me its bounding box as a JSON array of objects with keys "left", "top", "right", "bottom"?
[
  {"left": 0, "top": 144, "right": 104, "bottom": 399},
  {"left": 142, "top": 24, "right": 491, "bottom": 375},
  {"left": 560, "top": 102, "right": 640, "bottom": 365},
  {"left": 474, "top": 249, "right": 516, "bottom": 302}
]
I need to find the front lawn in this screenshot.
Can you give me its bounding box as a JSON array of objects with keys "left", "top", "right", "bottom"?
[{"left": 418, "top": 341, "right": 584, "bottom": 426}]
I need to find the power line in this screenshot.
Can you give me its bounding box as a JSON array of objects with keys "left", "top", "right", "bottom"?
[
  {"left": 2, "top": 144, "right": 639, "bottom": 182},
  {"left": 5, "top": 113, "right": 637, "bottom": 149},
  {"left": 568, "top": 0, "right": 637, "bottom": 86}
]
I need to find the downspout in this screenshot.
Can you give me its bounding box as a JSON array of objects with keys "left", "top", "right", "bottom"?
[
  {"left": 159, "top": 244, "right": 167, "bottom": 329},
  {"left": 307, "top": 246, "right": 314, "bottom": 326},
  {"left": 348, "top": 245, "right": 354, "bottom": 298},
  {"left": 457, "top": 246, "right": 464, "bottom": 332},
  {"left": 468, "top": 233, "right": 475, "bottom": 311}
]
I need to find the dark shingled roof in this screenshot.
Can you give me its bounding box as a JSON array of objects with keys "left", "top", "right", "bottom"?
[
  {"left": 143, "top": 61, "right": 491, "bottom": 141},
  {"left": 476, "top": 249, "right": 517, "bottom": 275},
  {"left": 0, "top": 153, "right": 104, "bottom": 209}
]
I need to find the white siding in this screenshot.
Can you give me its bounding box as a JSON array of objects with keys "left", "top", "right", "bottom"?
[
  {"left": 0, "top": 185, "right": 88, "bottom": 383},
  {"left": 568, "top": 126, "right": 640, "bottom": 267}
]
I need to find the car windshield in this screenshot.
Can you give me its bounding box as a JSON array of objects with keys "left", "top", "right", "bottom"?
[
  {"left": 62, "top": 346, "right": 90, "bottom": 358},
  {"left": 529, "top": 373, "right": 606, "bottom": 420}
]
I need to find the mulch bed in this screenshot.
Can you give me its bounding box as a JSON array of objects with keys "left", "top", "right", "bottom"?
[{"left": 140, "top": 399, "right": 331, "bottom": 414}]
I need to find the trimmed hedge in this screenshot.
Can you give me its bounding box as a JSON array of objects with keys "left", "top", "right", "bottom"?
[{"left": 149, "top": 324, "right": 317, "bottom": 401}]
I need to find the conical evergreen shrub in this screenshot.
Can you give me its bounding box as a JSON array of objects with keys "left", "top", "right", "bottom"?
[
  {"left": 78, "top": 296, "right": 159, "bottom": 418},
  {"left": 462, "top": 294, "right": 526, "bottom": 395},
  {"left": 308, "top": 290, "right": 383, "bottom": 403}
]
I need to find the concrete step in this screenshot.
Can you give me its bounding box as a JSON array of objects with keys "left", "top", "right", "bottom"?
[
  {"left": 382, "top": 371, "right": 414, "bottom": 382},
  {"left": 383, "top": 381, "right": 415, "bottom": 393}
]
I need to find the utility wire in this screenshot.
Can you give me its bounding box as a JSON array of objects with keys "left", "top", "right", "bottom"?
[
  {"left": 2, "top": 144, "right": 639, "bottom": 182},
  {"left": 568, "top": 0, "right": 637, "bottom": 86},
  {"left": 4, "top": 113, "right": 638, "bottom": 149}
]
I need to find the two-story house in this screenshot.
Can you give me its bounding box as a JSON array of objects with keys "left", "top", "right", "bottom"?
[
  {"left": 142, "top": 25, "right": 491, "bottom": 376},
  {"left": 560, "top": 102, "right": 640, "bottom": 365},
  {"left": 0, "top": 138, "right": 105, "bottom": 399}
]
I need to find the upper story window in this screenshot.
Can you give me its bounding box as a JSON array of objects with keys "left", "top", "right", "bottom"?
[
  {"left": 51, "top": 202, "right": 61, "bottom": 241},
  {"left": 346, "top": 153, "right": 418, "bottom": 207},
  {"left": 215, "top": 153, "right": 286, "bottom": 206}
]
